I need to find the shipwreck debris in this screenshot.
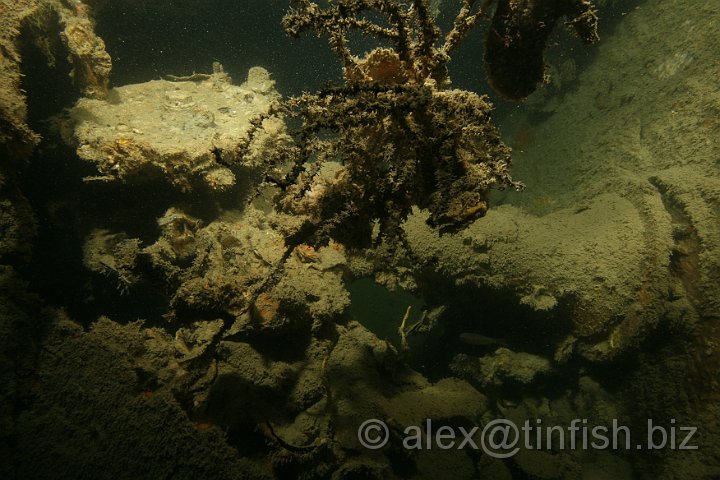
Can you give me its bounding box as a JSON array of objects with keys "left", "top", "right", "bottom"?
[
  {"left": 484, "top": 0, "right": 599, "bottom": 100},
  {"left": 65, "top": 64, "right": 285, "bottom": 191}
]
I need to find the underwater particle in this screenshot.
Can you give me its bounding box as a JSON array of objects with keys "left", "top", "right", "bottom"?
[{"left": 484, "top": 0, "right": 599, "bottom": 100}]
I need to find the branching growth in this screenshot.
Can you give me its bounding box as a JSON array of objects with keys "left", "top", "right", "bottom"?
[{"left": 247, "top": 0, "right": 597, "bottom": 252}]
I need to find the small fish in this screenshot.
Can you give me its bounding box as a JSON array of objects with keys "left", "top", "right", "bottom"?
[{"left": 458, "top": 332, "right": 507, "bottom": 347}]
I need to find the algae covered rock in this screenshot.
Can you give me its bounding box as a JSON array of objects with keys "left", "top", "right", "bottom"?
[
  {"left": 66, "top": 64, "right": 286, "bottom": 191},
  {"left": 404, "top": 191, "right": 674, "bottom": 362},
  {"left": 451, "top": 347, "right": 553, "bottom": 388},
  {"left": 12, "top": 313, "right": 270, "bottom": 480},
  {"left": 0, "top": 0, "right": 113, "bottom": 159}
]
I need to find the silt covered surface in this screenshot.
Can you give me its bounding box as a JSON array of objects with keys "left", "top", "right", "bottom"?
[{"left": 0, "top": 1, "right": 719, "bottom": 479}]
